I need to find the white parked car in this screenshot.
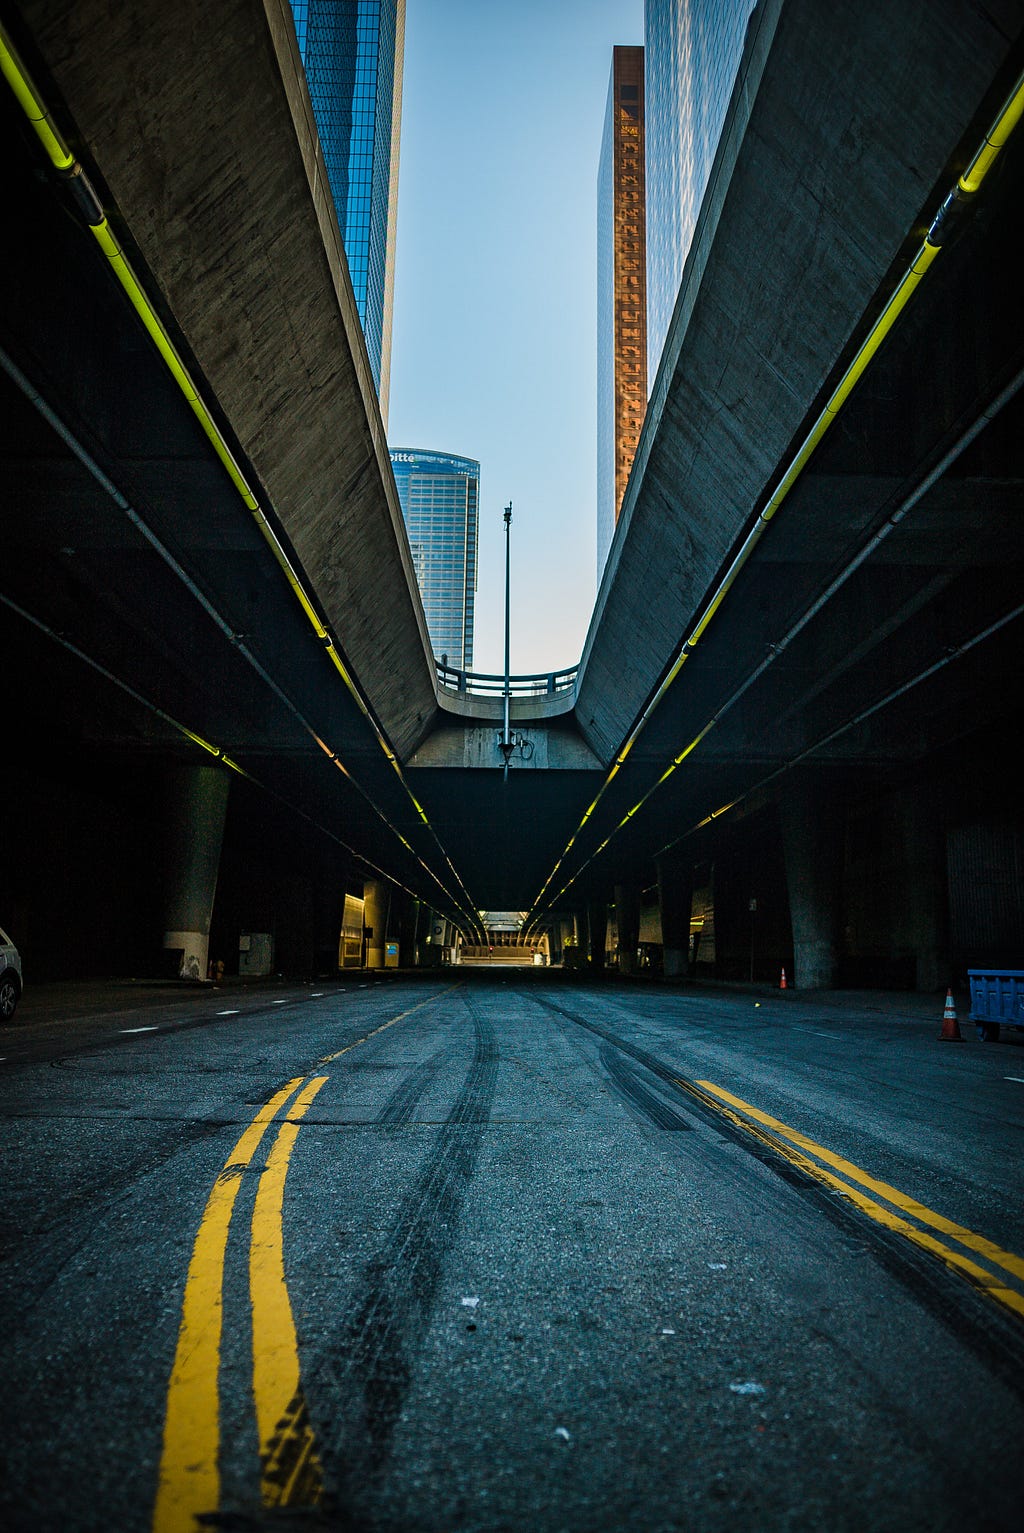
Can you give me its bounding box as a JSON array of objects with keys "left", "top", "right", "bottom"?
[{"left": 0, "top": 927, "right": 23, "bottom": 1021}]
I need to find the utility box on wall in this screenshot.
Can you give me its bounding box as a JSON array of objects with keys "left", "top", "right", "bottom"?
[
  {"left": 239, "top": 931, "right": 274, "bottom": 976},
  {"left": 385, "top": 941, "right": 399, "bottom": 968}
]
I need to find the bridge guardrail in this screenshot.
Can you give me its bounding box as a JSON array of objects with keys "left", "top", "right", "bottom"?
[{"left": 436, "top": 663, "right": 578, "bottom": 698}]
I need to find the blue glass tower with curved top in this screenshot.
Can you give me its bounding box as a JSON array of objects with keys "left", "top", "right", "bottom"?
[
  {"left": 389, "top": 450, "right": 480, "bottom": 671},
  {"left": 290, "top": 0, "right": 405, "bottom": 422}
]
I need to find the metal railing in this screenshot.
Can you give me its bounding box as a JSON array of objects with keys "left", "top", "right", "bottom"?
[{"left": 436, "top": 662, "right": 578, "bottom": 698}]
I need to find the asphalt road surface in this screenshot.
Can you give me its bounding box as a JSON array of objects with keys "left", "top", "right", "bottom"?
[{"left": 2, "top": 970, "right": 1023, "bottom": 1531}]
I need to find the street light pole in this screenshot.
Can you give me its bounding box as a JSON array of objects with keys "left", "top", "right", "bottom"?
[{"left": 499, "top": 501, "right": 515, "bottom": 778}]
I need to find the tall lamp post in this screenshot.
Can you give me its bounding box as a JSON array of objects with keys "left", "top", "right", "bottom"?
[{"left": 499, "top": 501, "right": 515, "bottom": 778}]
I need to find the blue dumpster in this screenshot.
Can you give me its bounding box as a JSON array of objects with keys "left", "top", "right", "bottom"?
[{"left": 968, "top": 969, "right": 1024, "bottom": 1042}]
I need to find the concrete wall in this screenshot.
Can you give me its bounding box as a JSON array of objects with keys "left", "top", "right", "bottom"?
[
  {"left": 436, "top": 689, "right": 578, "bottom": 725},
  {"left": 209, "top": 775, "right": 355, "bottom": 977},
  {"left": 407, "top": 724, "right": 602, "bottom": 771},
  {"left": 0, "top": 754, "right": 165, "bottom": 981}
]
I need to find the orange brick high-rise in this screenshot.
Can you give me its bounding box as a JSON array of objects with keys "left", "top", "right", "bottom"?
[{"left": 597, "top": 45, "right": 647, "bottom": 576}]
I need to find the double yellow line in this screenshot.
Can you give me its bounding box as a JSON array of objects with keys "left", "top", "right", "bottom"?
[
  {"left": 153, "top": 988, "right": 458, "bottom": 1531},
  {"left": 153, "top": 1075, "right": 327, "bottom": 1531},
  {"left": 677, "top": 1078, "right": 1024, "bottom": 1320}
]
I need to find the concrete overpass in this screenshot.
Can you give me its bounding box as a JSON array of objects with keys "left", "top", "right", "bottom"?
[{"left": 1, "top": 0, "right": 1022, "bottom": 989}]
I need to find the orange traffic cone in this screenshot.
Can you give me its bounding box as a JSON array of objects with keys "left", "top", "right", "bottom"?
[
  {"left": 780, "top": 967, "right": 787, "bottom": 990},
  {"left": 938, "top": 987, "right": 962, "bottom": 1042}
]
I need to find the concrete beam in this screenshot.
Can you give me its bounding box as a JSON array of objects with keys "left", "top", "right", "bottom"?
[
  {"left": 577, "top": 0, "right": 1021, "bottom": 764},
  {"left": 18, "top": 0, "right": 438, "bottom": 760},
  {"left": 407, "top": 724, "right": 602, "bottom": 771}
]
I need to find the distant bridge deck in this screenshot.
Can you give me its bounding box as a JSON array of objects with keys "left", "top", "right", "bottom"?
[{"left": 434, "top": 661, "right": 579, "bottom": 722}]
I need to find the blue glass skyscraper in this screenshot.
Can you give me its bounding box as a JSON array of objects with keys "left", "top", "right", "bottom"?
[
  {"left": 389, "top": 450, "right": 480, "bottom": 671},
  {"left": 644, "top": 0, "right": 755, "bottom": 387},
  {"left": 290, "top": 0, "right": 405, "bottom": 421}
]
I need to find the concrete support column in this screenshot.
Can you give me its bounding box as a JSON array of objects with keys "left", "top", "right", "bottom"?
[
  {"left": 275, "top": 873, "right": 315, "bottom": 976},
  {"left": 398, "top": 896, "right": 420, "bottom": 968},
  {"left": 658, "top": 855, "right": 694, "bottom": 978},
  {"left": 162, "top": 764, "right": 230, "bottom": 981},
  {"left": 564, "top": 908, "right": 584, "bottom": 970},
  {"left": 313, "top": 856, "right": 347, "bottom": 977},
  {"left": 586, "top": 897, "right": 607, "bottom": 972},
  {"left": 419, "top": 904, "right": 439, "bottom": 964},
  {"left": 420, "top": 906, "right": 444, "bottom": 965},
  {"left": 780, "top": 782, "right": 840, "bottom": 990},
  {"left": 363, "top": 879, "right": 387, "bottom": 969},
  {"left": 615, "top": 884, "right": 641, "bottom": 975},
  {"left": 556, "top": 917, "right": 572, "bottom": 964},
  {"left": 895, "top": 784, "right": 949, "bottom": 993}
]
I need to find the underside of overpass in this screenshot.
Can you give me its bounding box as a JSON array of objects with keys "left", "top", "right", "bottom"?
[{"left": 1, "top": 0, "right": 1022, "bottom": 985}]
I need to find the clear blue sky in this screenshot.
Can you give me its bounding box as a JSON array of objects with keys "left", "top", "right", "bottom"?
[{"left": 387, "top": 0, "right": 644, "bottom": 676}]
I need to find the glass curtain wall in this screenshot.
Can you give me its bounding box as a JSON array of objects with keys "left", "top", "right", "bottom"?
[
  {"left": 390, "top": 451, "right": 481, "bottom": 671},
  {"left": 290, "top": 0, "right": 405, "bottom": 419},
  {"left": 645, "top": 0, "right": 755, "bottom": 386}
]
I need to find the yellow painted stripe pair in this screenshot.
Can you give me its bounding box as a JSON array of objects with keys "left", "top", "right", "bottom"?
[
  {"left": 152, "top": 1074, "right": 326, "bottom": 1532},
  {"left": 678, "top": 1078, "right": 1024, "bottom": 1320},
  {"left": 152, "top": 987, "right": 456, "bottom": 1531}
]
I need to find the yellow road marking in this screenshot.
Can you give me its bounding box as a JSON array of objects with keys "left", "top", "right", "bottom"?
[
  {"left": 153, "top": 1077, "right": 306, "bottom": 1533},
  {"left": 155, "top": 987, "right": 456, "bottom": 1530},
  {"left": 250, "top": 1076, "right": 329, "bottom": 1507},
  {"left": 694, "top": 1079, "right": 1024, "bottom": 1282},
  {"left": 318, "top": 982, "right": 462, "bottom": 1064},
  {"left": 677, "top": 1078, "right": 1024, "bottom": 1320}
]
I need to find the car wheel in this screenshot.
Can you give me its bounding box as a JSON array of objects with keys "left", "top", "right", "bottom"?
[{"left": 0, "top": 973, "right": 19, "bottom": 1022}]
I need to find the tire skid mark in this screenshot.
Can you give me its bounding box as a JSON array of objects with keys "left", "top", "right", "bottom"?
[
  {"left": 257, "top": 1386, "right": 321, "bottom": 1510},
  {"left": 312, "top": 990, "right": 498, "bottom": 1508},
  {"left": 599, "top": 1042, "right": 695, "bottom": 1131},
  {"left": 523, "top": 989, "right": 694, "bottom": 1100},
  {"left": 375, "top": 1046, "right": 450, "bottom": 1128},
  {"left": 523, "top": 987, "right": 1024, "bottom": 1395}
]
